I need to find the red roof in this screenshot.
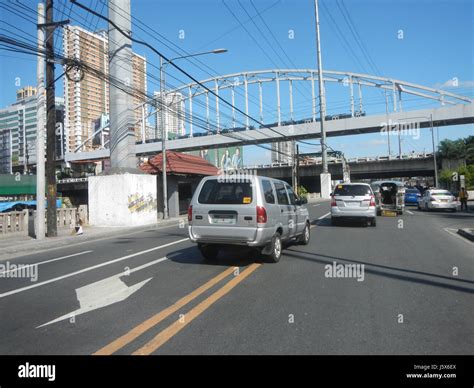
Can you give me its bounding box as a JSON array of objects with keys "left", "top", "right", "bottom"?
[{"left": 140, "top": 151, "right": 218, "bottom": 176}]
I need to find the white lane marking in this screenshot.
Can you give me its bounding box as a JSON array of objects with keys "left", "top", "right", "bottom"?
[
  {"left": 406, "top": 210, "right": 414, "bottom": 215},
  {"left": 312, "top": 204, "right": 321, "bottom": 207},
  {"left": 0, "top": 238, "right": 189, "bottom": 299},
  {"left": 318, "top": 212, "right": 331, "bottom": 220},
  {"left": 444, "top": 228, "right": 474, "bottom": 246},
  {"left": 0, "top": 251, "right": 93, "bottom": 275},
  {"left": 37, "top": 256, "right": 168, "bottom": 328}
]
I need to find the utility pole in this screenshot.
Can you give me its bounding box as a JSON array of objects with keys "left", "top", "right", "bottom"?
[
  {"left": 295, "top": 144, "right": 300, "bottom": 195},
  {"left": 35, "top": 3, "right": 46, "bottom": 239},
  {"left": 398, "top": 127, "right": 402, "bottom": 158},
  {"left": 385, "top": 91, "right": 391, "bottom": 156},
  {"left": 314, "top": 0, "right": 331, "bottom": 198},
  {"left": 159, "top": 55, "right": 168, "bottom": 219},
  {"left": 45, "top": 0, "right": 57, "bottom": 237},
  {"left": 108, "top": 0, "right": 136, "bottom": 170},
  {"left": 430, "top": 114, "right": 438, "bottom": 187},
  {"left": 291, "top": 141, "right": 296, "bottom": 191}
]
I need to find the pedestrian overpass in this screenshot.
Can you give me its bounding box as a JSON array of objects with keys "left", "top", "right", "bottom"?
[{"left": 65, "top": 69, "right": 474, "bottom": 162}]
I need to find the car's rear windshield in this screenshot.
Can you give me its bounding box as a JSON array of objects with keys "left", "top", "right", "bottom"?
[
  {"left": 334, "top": 184, "right": 371, "bottom": 196},
  {"left": 406, "top": 189, "right": 420, "bottom": 193},
  {"left": 198, "top": 180, "right": 253, "bottom": 204},
  {"left": 431, "top": 191, "right": 452, "bottom": 196}
]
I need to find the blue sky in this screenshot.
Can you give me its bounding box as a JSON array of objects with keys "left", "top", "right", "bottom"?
[{"left": 1, "top": 0, "right": 473, "bottom": 165}]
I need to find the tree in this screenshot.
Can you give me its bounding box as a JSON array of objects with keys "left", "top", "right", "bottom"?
[{"left": 438, "top": 138, "right": 466, "bottom": 159}]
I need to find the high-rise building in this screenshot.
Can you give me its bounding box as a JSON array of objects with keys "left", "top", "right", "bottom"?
[
  {"left": 63, "top": 26, "right": 147, "bottom": 153},
  {"left": 0, "top": 90, "right": 65, "bottom": 172},
  {"left": 153, "top": 91, "right": 185, "bottom": 138},
  {"left": 16, "top": 86, "right": 37, "bottom": 101},
  {"left": 271, "top": 141, "right": 295, "bottom": 165}
]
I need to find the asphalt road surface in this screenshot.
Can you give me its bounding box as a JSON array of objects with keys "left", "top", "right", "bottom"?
[{"left": 0, "top": 202, "right": 473, "bottom": 355}]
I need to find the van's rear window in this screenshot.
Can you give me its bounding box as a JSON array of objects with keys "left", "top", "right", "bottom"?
[
  {"left": 198, "top": 180, "right": 253, "bottom": 204},
  {"left": 334, "top": 185, "right": 371, "bottom": 196}
]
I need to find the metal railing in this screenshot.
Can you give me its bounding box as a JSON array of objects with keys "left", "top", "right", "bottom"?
[{"left": 245, "top": 152, "right": 434, "bottom": 169}]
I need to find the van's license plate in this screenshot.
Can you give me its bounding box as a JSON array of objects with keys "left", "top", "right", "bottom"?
[
  {"left": 212, "top": 217, "right": 235, "bottom": 225},
  {"left": 381, "top": 210, "right": 397, "bottom": 217}
]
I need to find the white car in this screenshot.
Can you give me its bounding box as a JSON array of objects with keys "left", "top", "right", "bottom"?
[
  {"left": 418, "top": 189, "right": 457, "bottom": 212},
  {"left": 331, "top": 183, "right": 377, "bottom": 226}
]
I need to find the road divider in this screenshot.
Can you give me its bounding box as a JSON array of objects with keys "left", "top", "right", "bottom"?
[
  {"left": 133, "top": 263, "right": 261, "bottom": 355},
  {"left": 94, "top": 266, "right": 237, "bottom": 355}
]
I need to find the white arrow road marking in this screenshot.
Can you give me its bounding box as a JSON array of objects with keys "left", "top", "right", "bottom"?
[
  {"left": 37, "top": 256, "right": 168, "bottom": 328},
  {"left": 0, "top": 238, "right": 188, "bottom": 299},
  {"left": 0, "top": 251, "right": 93, "bottom": 274}
]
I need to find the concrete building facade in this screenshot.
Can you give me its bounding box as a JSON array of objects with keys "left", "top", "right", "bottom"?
[
  {"left": 271, "top": 140, "right": 295, "bottom": 165},
  {"left": 0, "top": 91, "right": 65, "bottom": 172},
  {"left": 153, "top": 91, "right": 185, "bottom": 138},
  {"left": 63, "top": 26, "right": 147, "bottom": 153}
]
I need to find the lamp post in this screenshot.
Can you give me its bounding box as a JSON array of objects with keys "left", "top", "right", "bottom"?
[
  {"left": 159, "top": 48, "right": 227, "bottom": 219},
  {"left": 430, "top": 114, "right": 438, "bottom": 187},
  {"left": 397, "top": 115, "right": 438, "bottom": 187}
]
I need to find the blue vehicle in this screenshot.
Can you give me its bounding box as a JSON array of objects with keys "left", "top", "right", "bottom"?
[{"left": 404, "top": 187, "right": 421, "bottom": 205}]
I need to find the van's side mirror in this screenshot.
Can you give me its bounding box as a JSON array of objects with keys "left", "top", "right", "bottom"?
[{"left": 296, "top": 197, "right": 308, "bottom": 205}]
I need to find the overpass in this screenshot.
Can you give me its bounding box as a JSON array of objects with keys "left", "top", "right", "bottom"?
[
  {"left": 248, "top": 154, "right": 436, "bottom": 191},
  {"left": 58, "top": 153, "right": 436, "bottom": 195},
  {"left": 64, "top": 69, "right": 474, "bottom": 163}
]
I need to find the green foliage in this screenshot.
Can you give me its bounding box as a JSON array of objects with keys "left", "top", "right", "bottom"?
[
  {"left": 438, "top": 135, "right": 474, "bottom": 164},
  {"left": 439, "top": 165, "right": 474, "bottom": 190},
  {"left": 297, "top": 185, "right": 308, "bottom": 198},
  {"left": 439, "top": 169, "right": 454, "bottom": 184}
]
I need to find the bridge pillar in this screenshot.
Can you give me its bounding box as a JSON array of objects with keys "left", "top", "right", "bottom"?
[{"left": 320, "top": 173, "right": 332, "bottom": 198}]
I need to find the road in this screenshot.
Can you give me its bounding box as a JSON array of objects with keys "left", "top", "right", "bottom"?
[{"left": 0, "top": 202, "right": 473, "bottom": 355}]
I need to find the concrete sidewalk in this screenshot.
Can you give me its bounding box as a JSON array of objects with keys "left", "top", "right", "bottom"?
[{"left": 0, "top": 216, "right": 186, "bottom": 261}]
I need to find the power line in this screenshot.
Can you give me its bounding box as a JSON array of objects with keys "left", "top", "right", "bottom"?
[{"left": 70, "top": 0, "right": 288, "bottom": 140}]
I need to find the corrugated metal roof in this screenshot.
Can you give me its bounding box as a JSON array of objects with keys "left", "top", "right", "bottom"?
[{"left": 140, "top": 151, "right": 218, "bottom": 176}]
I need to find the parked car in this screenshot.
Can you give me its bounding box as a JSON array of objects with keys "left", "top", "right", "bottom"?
[
  {"left": 188, "top": 175, "right": 310, "bottom": 263},
  {"left": 331, "top": 183, "right": 377, "bottom": 226},
  {"left": 418, "top": 189, "right": 457, "bottom": 212},
  {"left": 370, "top": 180, "right": 405, "bottom": 215},
  {"left": 404, "top": 187, "right": 421, "bottom": 205}
]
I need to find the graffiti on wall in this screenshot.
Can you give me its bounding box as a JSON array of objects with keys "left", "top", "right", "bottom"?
[{"left": 127, "top": 192, "right": 157, "bottom": 213}]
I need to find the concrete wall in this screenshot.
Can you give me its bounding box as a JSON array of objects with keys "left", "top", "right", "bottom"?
[{"left": 88, "top": 174, "right": 157, "bottom": 227}]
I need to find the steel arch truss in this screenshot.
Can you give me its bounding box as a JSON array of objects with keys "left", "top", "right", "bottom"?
[{"left": 169, "top": 69, "right": 472, "bottom": 134}]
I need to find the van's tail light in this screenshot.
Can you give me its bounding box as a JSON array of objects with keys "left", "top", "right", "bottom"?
[
  {"left": 187, "top": 205, "right": 193, "bottom": 223},
  {"left": 369, "top": 195, "right": 376, "bottom": 207},
  {"left": 331, "top": 196, "right": 337, "bottom": 207},
  {"left": 256, "top": 206, "right": 267, "bottom": 224}
]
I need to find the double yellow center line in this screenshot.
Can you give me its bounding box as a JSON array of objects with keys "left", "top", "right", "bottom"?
[{"left": 95, "top": 263, "right": 261, "bottom": 355}]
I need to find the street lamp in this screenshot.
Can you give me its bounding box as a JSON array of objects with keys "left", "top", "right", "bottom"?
[
  {"left": 397, "top": 115, "right": 438, "bottom": 187},
  {"left": 159, "top": 48, "right": 227, "bottom": 219}
]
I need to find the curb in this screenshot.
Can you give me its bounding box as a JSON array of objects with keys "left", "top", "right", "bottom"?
[
  {"left": 0, "top": 216, "right": 187, "bottom": 261},
  {"left": 457, "top": 228, "right": 474, "bottom": 242}
]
